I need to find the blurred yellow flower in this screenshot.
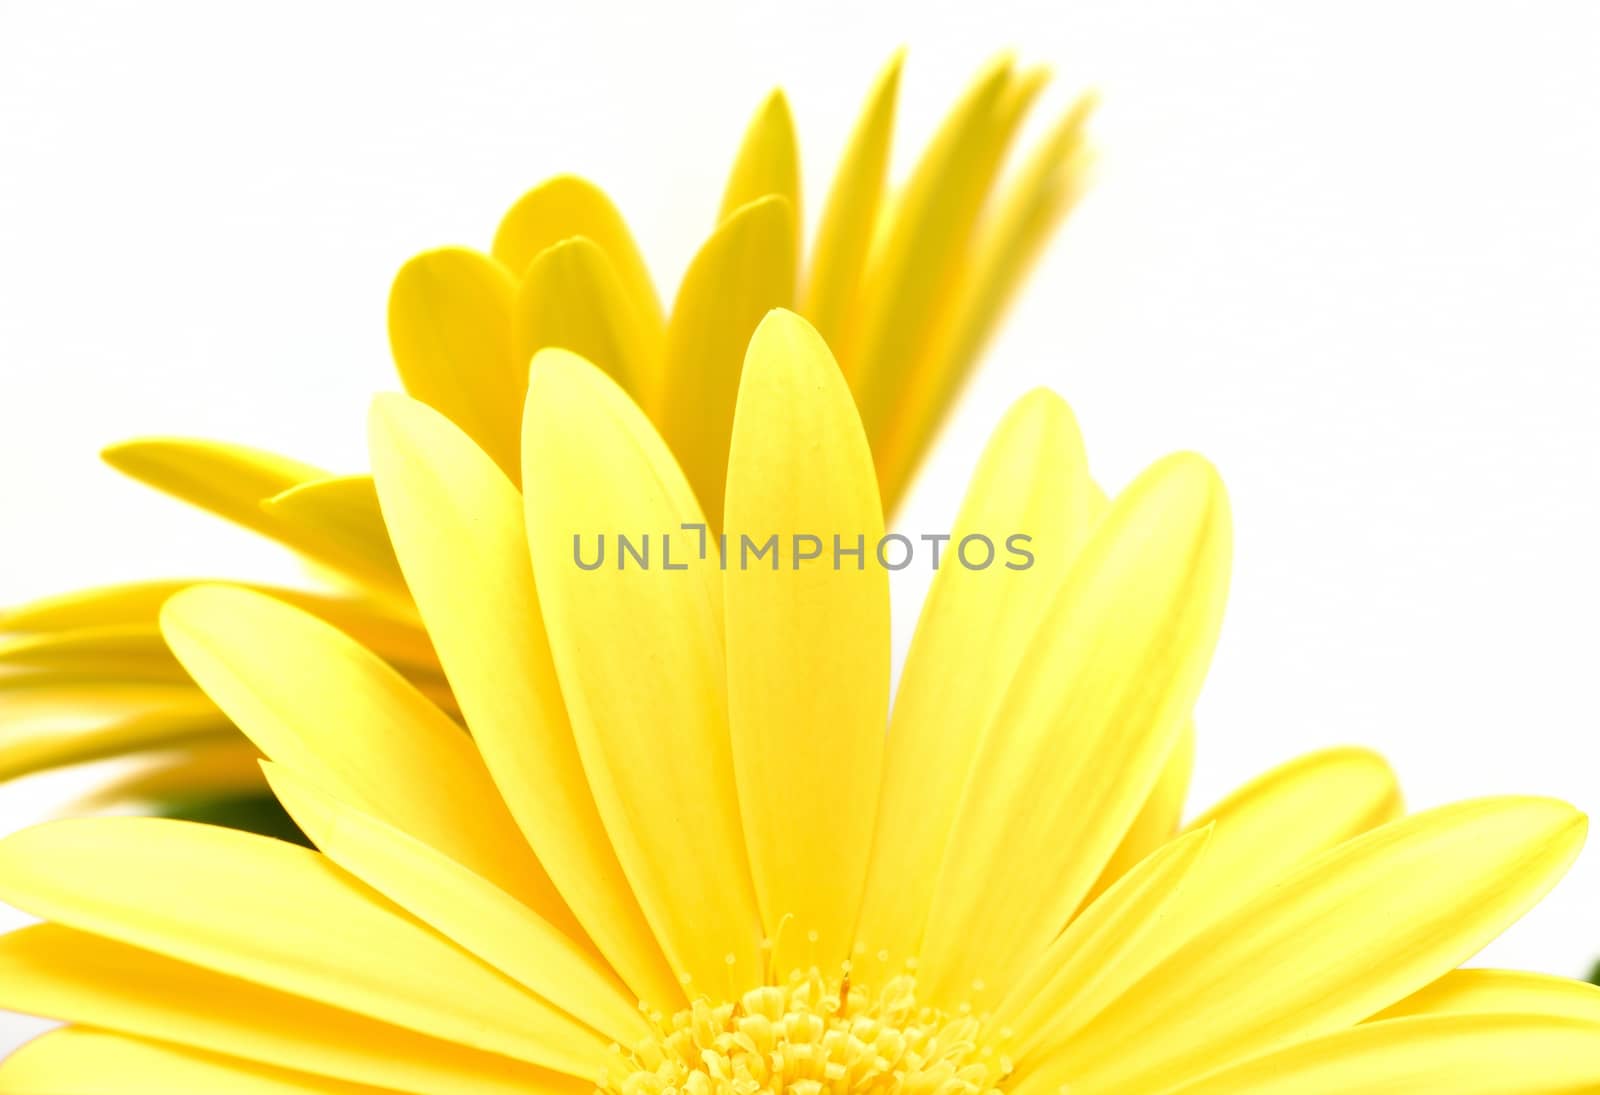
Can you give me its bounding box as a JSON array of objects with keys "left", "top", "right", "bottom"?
[
  {"left": 0, "top": 311, "right": 1594, "bottom": 1092},
  {"left": 0, "top": 52, "right": 1093, "bottom": 807}
]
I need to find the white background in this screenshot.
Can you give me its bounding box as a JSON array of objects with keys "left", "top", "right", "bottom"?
[{"left": 1, "top": 0, "right": 1598, "bottom": 1046}]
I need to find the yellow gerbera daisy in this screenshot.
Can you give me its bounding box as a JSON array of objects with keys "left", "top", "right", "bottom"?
[
  {"left": 0, "top": 310, "right": 1595, "bottom": 1092},
  {"left": 0, "top": 51, "right": 1093, "bottom": 811}
]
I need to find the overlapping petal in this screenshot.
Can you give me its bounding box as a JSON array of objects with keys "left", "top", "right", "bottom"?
[
  {"left": 522, "top": 348, "right": 763, "bottom": 994},
  {"left": 916, "top": 451, "right": 1232, "bottom": 1006},
  {"left": 368, "top": 392, "right": 679, "bottom": 1009},
  {"left": 1029, "top": 797, "right": 1587, "bottom": 1094},
  {"left": 0, "top": 819, "right": 608, "bottom": 1075},
  {"left": 855, "top": 387, "right": 1092, "bottom": 962},
  {"left": 0, "top": 199, "right": 1591, "bottom": 1095},
  {"left": 2, "top": 52, "right": 1098, "bottom": 800},
  {"left": 0, "top": 927, "right": 576, "bottom": 1095}
]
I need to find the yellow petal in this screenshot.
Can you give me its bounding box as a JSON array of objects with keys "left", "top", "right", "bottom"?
[
  {"left": 0, "top": 1028, "right": 399, "bottom": 1095},
  {"left": 875, "top": 94, "right": 1095, "bottom": 507},
  {"left": 722, "top": 310, "right": 887, "bottom": 964},
  {"left": 0, "top": 682, "right": 227, "bottom": 780},
  {"left": 0, "top": 818, "right": 610, "bottom": 1074},
  {"left": 1084, "top": 719, "right": 1195, "bottom": 903},
  {"left": 718, "top": 90, "right": 801, "bottom": 256},
  {"left": 801, "top": 50, "right": 902, "bottom": 353},
  {"left": 844, "top": 55, "right": 1037, "bottom": 460},
  {"left": 0, "top": 625, "right": 186, "bottom": 680},
  {"left": 1377, "top": 968, "right": 1600, "bottom": 1023},
  {"left": 523, "top": 349, "right": 763, "bottom": 994},
  {"left": 3, "top": 580, "right": 438, "bottom": 676},
  {"left": 368, "top": 393, "right": 678, "bottom": 1009},
  {"left": 657, "top": 195, "right": 795, "bottom": 529},
  {"left": 268, "top": 592, "right": 438, "bottom": 675},
  {"left": 0, "top": 926, "right": 578, "bottom": 1095},
  {"left": 1175, "top": 746, "right": 1404, "bottom": 930},
  {"left": 0, "top": 624, "right": 432, "bottom": 754},
  {"left": 260, "top": 476, "right": 406, "bottom": 597},
  {"left": 1049, "top": 797, "right": 1588, "bottom": 1094},
  {"left": 998, "top": 825, "right": 1213, "bottom": 1059},
  {"left": 513, "top": 237, "right": 659, "bottom": 412},
  {"left": 100, "top": 441, "right": 405, "bottom": 597},
  {"left": 101, "top": 437, "right": 322, "bottom": 540},
  {"left": 264, "top": 763, "right": 644, "bottom": 1043},
  {"left": 159, "top": 584, "right": 571, "bottom": 933},
  {"left": 387, "top": 247, "right": 523, "bottom": 481},
  {"left": 855, "top": 388, "right": 1092, "bottom": 965},
  {"left": 917, "top": 453, "right": 1231, "bottom": 1006},
  {"left": 2, "top": 579, "right": 192, "bottom": 631},
  {"left": 1146, "top": 1014, "right": 1600, "bottom": 1095},
  {"left": 491, "top": 174, "right": 662, "bottom": 338},
  {"left": 0, "top": 718, "right": 229, "bottom": 783}
]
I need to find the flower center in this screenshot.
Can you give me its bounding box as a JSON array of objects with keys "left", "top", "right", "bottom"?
[{"left": 601, "top": 967, "right": 1012, "bottom": 1095}]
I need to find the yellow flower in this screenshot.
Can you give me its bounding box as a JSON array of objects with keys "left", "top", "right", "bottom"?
[
  {"left": 0, "top": 310, "right": 1595, "bottom": 1092},
  {"left": 0, "top": 52, "right": 1093, "bottom": 804}
]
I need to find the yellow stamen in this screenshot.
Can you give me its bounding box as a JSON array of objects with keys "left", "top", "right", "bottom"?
[{"left": 602, "top": 967, "right": 1011, "bottom": 1095}]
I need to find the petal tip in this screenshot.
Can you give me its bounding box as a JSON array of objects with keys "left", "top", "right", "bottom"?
[
  {"left": 99, "top": 437, "right": 159, "bottom": 470},
  {"left": 156, "top": 581, "right": 253, "bottom": 640},
  {"left": 366, "top": 392, "right": 443, "bottom": 466},
  {"left": 760, "top": 86, "right": 794, "bottom": 123},
  {"left": 1142, "top": 451, "right": 1231, "bottom": 529},
  {"left": 366, "top": 389, "right": 410, "bottom": 424},
  {"left": 1011, "top": 386, "right": 1081, "bottom": 429},
  {"left": 744, "top": 309, "right": 837, "bottom": 391},
  {"left": 527, "top": 344, "right": 607, "bottom": 390}
]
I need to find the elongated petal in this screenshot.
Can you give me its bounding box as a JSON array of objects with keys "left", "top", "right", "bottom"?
[
  {"left": 0, "top": 682, "right": 227, "bottom": 779},
  {"left": 0, "top": 1029, "right": 398, "bottom": 1095},
  {"left": 2, "top": 580, "right": 193, "bottom": 631},
  {"left": 0, "top": 623, "right": 442, "bottom": 776},
  {"left": 1047, "top": 797, "right": 1587, "bottom": 1094},
  {"left": 845, "top": 56, "right": 1035, "bottom": 461},
  {"left": 0, "top": 719, "right": 228, "bottom": 782},
  {"left": 856, "top": 388, "right": 1091, "bottom": 964},
  {"left": 999, "top": 825, "right": 1213, "bottom": 1059},
  {"left": 918, "top": 453, "right": 1231, "bottom": 1006},
  {"left": 265, "top": 591, "right": 437, "bottom": 673},
  {"left": 0, "top": 625, "right": 187, "bottom": 679},
  {"left": 1085, "top": 720, "right": 1195, "bottom": 902},
  {"left": 722, "top": 310, "right": 887, "bottom": 964},
  {"left": 1377, "top": 969, "right": 1600, "bottom": 1023},
  {"left": 932, "top": 94, "right": 1095, "bottom": 375},
  {"left": 658, "top": 196, "right": 795, "bottom": 528},
  {"left": 802, "top": 50, "right": 902, "bottom": 352},
  {"left": 388, "top": 247, "right": 523, "bottom": 480},
  {"left": 491, "top": 174, "right": 662, "bottom": 337},
  {"left": 3, "top": 580, "right": 438, "bottom": 674},
  {"left": 876, "top": 95, "right": 1094, "bottom": 507},
  {"left": 0, "top": 818, "right": 609, "bottom": 1075},
  {"left": 0, "top": 926, "right": 577, "bottom": 1095},
  {"left": 260, "top": 476, "right": 406, "bottom": 596},
  {"left": 1174, "top": 746, "right": 1404, "bottom": 931},
  {"left": 718, "top": 90, "right": 801, "bottom": 256},
  {"left": 159, "top": 585, "right": 570, "bottom": 932},
  {"left": 101, "top": 439, "right": 340, "bottom": 563},
  {"left": 369, "top": 393, "right": 679, "bottom": 1010},
  {"left": 1146, "top": 1014, "right": 1600, "bottom": 1095},
  {"left": 264, "top": 764, "right": 643, "bottom": 1043},
  {"left": 523, "top": 349, "right": 763, "bottom": 994},
  {"left": 514, "top": 237, "right": 658, "bottom": 412}
]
